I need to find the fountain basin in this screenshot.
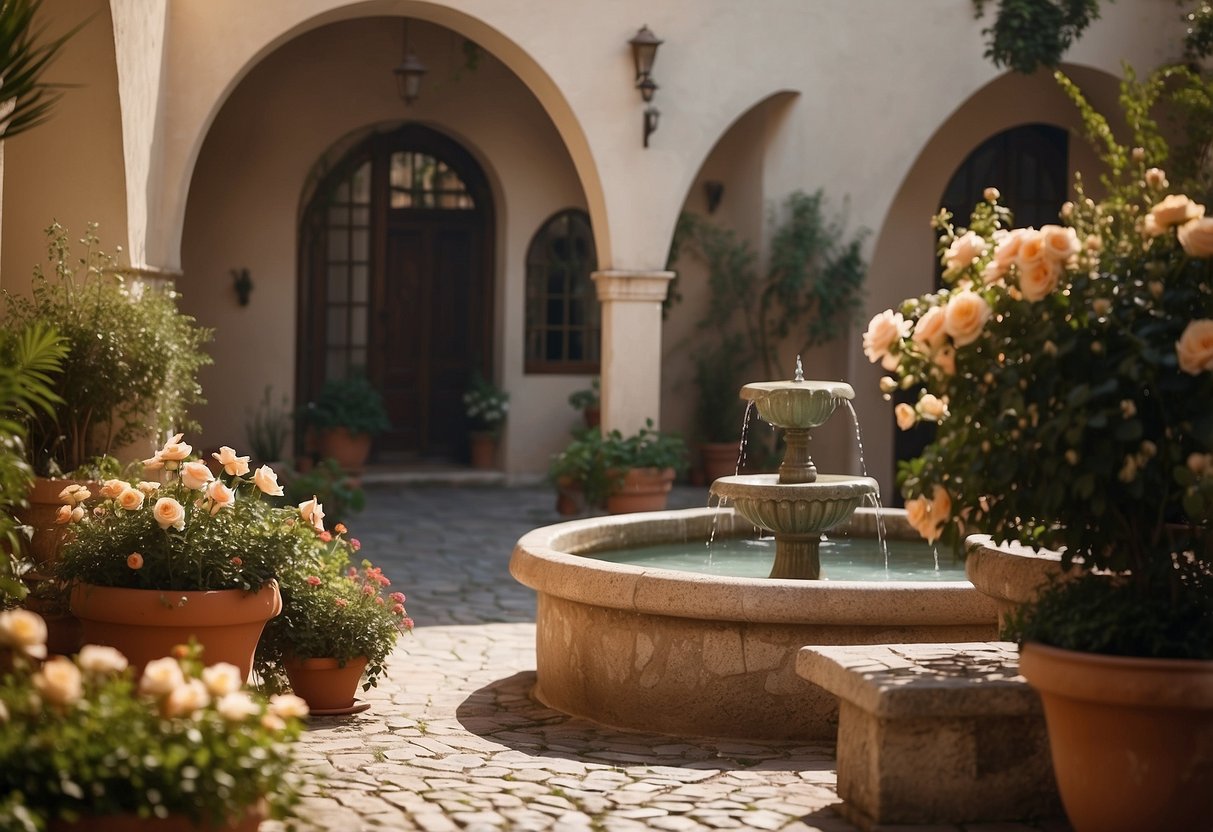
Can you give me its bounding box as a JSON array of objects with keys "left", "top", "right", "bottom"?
[
  {"left": 741, "top": 380, "right": 853, "bottom": 429},
  {"left": 510, "top": 507, "right": 1000, "bottom": 740},
  {"left": 711, "top": 473, "right": 878, "bottom": 535}
]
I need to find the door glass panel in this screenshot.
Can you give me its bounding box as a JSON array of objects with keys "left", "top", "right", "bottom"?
[
  {"left": 326, "top": 265, "right": 349, "bottom": 302},
  {"left": 351, "top": 264, "right": 369, "bottom": 303}
]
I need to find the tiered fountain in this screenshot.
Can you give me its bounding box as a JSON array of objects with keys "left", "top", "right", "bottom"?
[{"left": 510, "top": 370, "right": 997, "bottom": 740}]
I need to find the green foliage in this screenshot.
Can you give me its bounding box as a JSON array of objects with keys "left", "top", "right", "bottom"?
[
  {"left": 244, "top": 385, "right": 291, "bottom": 464},
  {"left": 972, "top": 0, "right": 1103, "bottom": 74},
  {"left": 876, "top": 70, "right": 1213, "bottom": 659},
  {"left": 257, "top": 530, "right": 412, "bottom": 691},
  {"left": 567, "top": 377, "right": 600, "bottom": 412},
  {"left": 692, "top": 336, "right": 748, "bottom": 443},
  {"left": 0, "top": 0, "right": 82, "bottom": 140},
  {"left": 462, "top": 372, "right": 509, "bottom": 435},
  {"left": 301, "top": 374, "right": 389, "bottom": 436},
  {"left": 0, "top": 640, "right": 304, "bottom": 826},
  {"left": 2, "top": 221, "right": 213, "bottom": 475},
  {"left": 0, "top": 323, "right": 65, "bottom": 605},
  {"left": 54, "top": 436, "right": 309, "bottom": 592},
  {"left": 283, "top": 457, "right": 365, "bottom": 530},
  {"left": 549, "top": 420, "right": 688, "bottom": 508}
]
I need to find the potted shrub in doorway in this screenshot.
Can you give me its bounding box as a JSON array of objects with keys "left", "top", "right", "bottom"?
[
  {"left": 869, "top": 70, "right": 1213, "bottom": 832},
  {"left": 301, "top": 374, "right": 390, "bottom": 476},
  {"left": 463, "top": 372, "right": 509, "bottom": 469},
  {"left": 256, "top": 526, "right": 413, "bottom": 714}
]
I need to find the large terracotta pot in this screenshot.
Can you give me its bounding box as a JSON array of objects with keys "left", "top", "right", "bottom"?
[
  {"left": 1018, "top": 642, "right": 1213, "bottom": 832},
  {"left": 964, "top": 535, "right": 1065, "bottom": 629},
  {"left": 605, "top": 467, "right": 676, "bottom": 514},
  {"left": 469, "top": 432, "right": 498, "bottom": 470},
  {"left": 699, "top": 442, "right": 740, "bottom": 483},
  {"left": 283, "top": 655, "right": 369, "bottom": 711},
  {"left": 319, "top": 427, "right": 372, "bottom": 474},
  {"left": 16, "top": 477, "right": 102, "bottom": 566},
  {"left": 69, "top": 582, "right": 282, "bottom": 677}
]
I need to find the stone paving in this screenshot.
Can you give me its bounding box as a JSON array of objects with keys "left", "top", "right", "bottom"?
[{"left": 268, "top": 483, "right": 1070, "bottom": 832}]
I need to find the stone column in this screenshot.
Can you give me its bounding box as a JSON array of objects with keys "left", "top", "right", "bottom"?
[{"left": 592, "top": 269, "right": 675, "bottom": 436}]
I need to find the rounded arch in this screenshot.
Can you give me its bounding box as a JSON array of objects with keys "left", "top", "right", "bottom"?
[
  {"left": 523, "top": 207, "right": 599, "bottom": 374},
  {"left": 297, "top": 121, "right": 496, "bottom": 460}
]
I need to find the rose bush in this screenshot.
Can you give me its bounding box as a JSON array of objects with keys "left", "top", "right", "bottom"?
[
  {"left": 865, "top": 71, "right": 1213, "bottom": 659},
  {"left": 0, "top": 626, "right": 306, "bottom": 828}
]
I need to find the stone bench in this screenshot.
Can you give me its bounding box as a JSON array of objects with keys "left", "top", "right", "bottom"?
[{"left": 796, "top": 642, "right": 1061, "bottom": 830}]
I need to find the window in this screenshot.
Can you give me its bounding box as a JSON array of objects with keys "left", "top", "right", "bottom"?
[
  {"left": 389, "top": 151, "right": 475, "bottom": 210},
  {"left": 324, "top": 160, "right": 372, "bottom": 381},
  {"left": 525, "top": 209, "right": 599, "bottom": 373}
]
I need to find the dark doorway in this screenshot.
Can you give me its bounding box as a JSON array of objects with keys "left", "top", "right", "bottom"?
[{"left": 298, "top": 125, "right": 494, "bottom": 462}]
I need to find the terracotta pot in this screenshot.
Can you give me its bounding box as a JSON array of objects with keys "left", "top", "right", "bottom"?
[
  {"left": 319, "top": 427, "right": 372, "bottom": 474},
  {"left": 605, "top": 467, "right": 676, "bottom": 514},
  {"left": 583, "top": 404, "right": 601, "bottom": 429},
  {"left": 48, "top": 803, "right": 265, "bottom": 831},
  {"left": 283, "top": 655, "right": 369, "bottom": 711},
  {"left": 469, "top": 432, "right": 498, "bottom": 470},
  {"left": 15, "top": 477, "right": 102, "bottom": 566},
  {"left": 22, "top": 585, "right": 82, "bottom": 656},
  {"left": 699, "top": 442, "right": 740, "bottom": 482},
  {"left": 554, "top": 476, "right": 584, "bottom": 516},
  {"left": 69, "top": 582, "right": 282, "bottom": 677},
  {"left": 1018, "top": 642, "right": 1213, "bottom": 832}
]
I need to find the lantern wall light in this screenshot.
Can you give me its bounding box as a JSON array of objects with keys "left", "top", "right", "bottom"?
[
  {"left": 393, "top": 19, "right": 427, "bottom": 106},
  {"left": 628, "top": 25, "right": 663, "bottom": 148}
]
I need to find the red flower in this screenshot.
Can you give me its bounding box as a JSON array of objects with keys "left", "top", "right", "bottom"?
[
  {"left": 306, "top": 575, "right": 322, "bottom": 586},
  {"left": 403, "top": 617, "right": 415, "bottom": 630},
  {"left": 389, "top": 592, "right": 405, "bottom": 604},
  {"left": 375, "top": 596, "right": 384, "bottom": 605},
  {"left": 318, "top": 531, "right": 332, "bottom": 543},
  {"left": 362, "top": 584, "right": 374, "bottom": 596},
  {"left": 392, "top": 603, "right": 405, "bottom": 615},
  {"left": 350, "top": 538, "right": 361, "bottom": 551},
  {"left": 127, "top": 552, "right": 144, "bottom": 569},
  {"left": 230, "top": 556, "right": 242, "bottom": 566},
  {"left": 335, "top": 598, "right": 348, "bottom": 608}
]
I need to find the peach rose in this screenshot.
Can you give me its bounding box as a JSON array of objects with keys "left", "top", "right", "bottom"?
[
  {"left": 944, "top": 231, "right": 987, "bottom": 274},
  {"left": 33, "top": 656, "right": 82, "bottom": 706},
  {"left": 298, "top": 497, "right": 325, "bottom": 533},
  {"left": 911, "top": 306, "right": 948, "bottom": 351},
  {"left": 1015, "top": 229, "right": 1046, "bottom": 266},
  {"left": 137, "top": 481, "right": 161, "bottom": 495},
  {"left": 201, "top": 663, "right": 243, "bottom": 697},
  {"left": 1040, "top": 225, "right": 1080, "bottom": 262},
  {"left": 0, "top": 609, "right": 47, "bottom": 659},
  {"left": 117, "top": 487, "right": 145, "bottom": 512},
  {"left": 862, "top": 310, "right": 910, "bottom": 363},
  {"left": 894, "top": 403, "right": 916, "bottom": 431},
  {"left": 917, "top": 394, "right": 949, "bottom": 422},
  {"left": 201, "top": 480, "right": 235, "bottom": 515},
  {"left": 54, "top": 504, "right": 74, "bottom": 525},
  {"left": 153, "top": 497, "right": 186, "bottom": 531},
  {"left": 932, "top": 344, "right": 957, "bottom": 376},
  {"left": 268, "top": 693, "right": 309, "bottom": 719},
  {"left": 1149, "top": 194, "right": 1204, "bottom": 231},
  {"left": 904, "top": 494, "right": 933, "bottom": 540},
  {"left": 58, "top": 484, "right": 91, "bottom": 505},
  {"left": 1177, "top": 319, "right": 1213, "bottom": 374},
  {"left": 943, "top": 290, "right": 991, "bottom": 347},
  {"left": 99, "top": 479, "right": 126, "bottom": 500},
  {"left": 217, "top": 691, "right": 261, "bottom": 722},
  {"left": 1018, "top": 258, "right": 1062, "bottom": 302},
  {"left": 163, "top": 678, "right": 211, "bottom": 718},
  {"left": 929, "top": 485, "right": 952, "bottom": 525},
  {"left": 139, "top": 657, "right": 186, "bottom": 697},
  {"left": 211, "top": 446, "right": 250, "bottom": 478},
  {"left": 179, "top": 460, "right": 213, "bottom": 491},
  {"left": 1178, "top": 217, "right": 1213, "bottom": 258},
  {"left": 77, "top": 645, "right": 129, "bottom": 676},
  {"left": 992, "top": 228, "right": 1025, "bottom": 269},
  {"left": 261, "top": 713, "right": 286, "bottom": 732},
  {"left": 253, "top": 465, "right": 284, "bottom": 497},
  {"left": 1145, "top": 167, "right": 1169, "bottom": 189}
]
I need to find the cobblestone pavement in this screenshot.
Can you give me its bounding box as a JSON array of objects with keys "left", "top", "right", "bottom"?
[{"left": 270, "top": 483, "right": 1067, "bottom": 832}]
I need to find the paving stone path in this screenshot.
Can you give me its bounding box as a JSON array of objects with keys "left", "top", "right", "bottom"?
[{"left": 268, "top": 483, "right": 1068, "bottom": 832}]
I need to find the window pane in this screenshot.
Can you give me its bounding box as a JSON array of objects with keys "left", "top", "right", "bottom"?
[
  {"left": 351, "top": 162, "right": 371, "bottom": 204},
  {"left": 327, "top": 306, "right": 349, "bottom": 344},
  {"left": 325, "top": 348, "right": 345, "bottom": 379},
  {"left": 328, "top": 228, "right": 348, "bottom": 258},
  {"left": 326, "top": 265, "right": 349, "bottom": 302},
  {"left": 524, "top": 210, "right": 599, "bottom": 371},
  {"left": 350, "top": 305, "right": 368, "bottom": 347},
  {"left": 351, "top": 265, "right": 369, "bottom": 303},
  {"left": 352, "top": 229, "right": 369, "bottom": 260}
]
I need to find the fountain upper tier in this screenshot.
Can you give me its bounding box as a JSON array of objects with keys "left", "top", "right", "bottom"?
[{"left": 740, "top": 379, "right": 854, "bottom": 432}]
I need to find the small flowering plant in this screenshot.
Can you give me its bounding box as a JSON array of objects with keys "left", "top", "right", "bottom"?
[
  {"left": 52, "top": 434, "right": 315, "bottom": 592},
  {"left": 865, "top": 72, "right": 1213, "bottom": 659},
  {"left": 0, "top": 614, "right": 306, "bottom": 826},
  {"left": 463, "top": 372, "right": 510, "bottom": 436},
  {"left": 257, "top": 524, "right": 413, "bottom": 690}
]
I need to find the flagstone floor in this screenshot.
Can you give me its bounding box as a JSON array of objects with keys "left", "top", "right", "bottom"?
[{"left": 268, "top": 482, "right": 1069, "bottom": 832}]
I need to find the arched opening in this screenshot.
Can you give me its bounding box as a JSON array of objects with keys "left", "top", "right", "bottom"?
[
  {"left": 298, "top": 123, "right": 495, "bottom": 463},
  {"left": 524, "top": 208, "right": 599, "bottom": 375}
]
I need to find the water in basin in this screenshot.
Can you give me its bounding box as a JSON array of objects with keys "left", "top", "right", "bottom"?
[{"left": 587, "top": 535, "right": 965, "bottom": 581}]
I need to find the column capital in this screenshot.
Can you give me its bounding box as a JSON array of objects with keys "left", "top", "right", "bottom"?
[
  {"left": 107, "top": 264, "right": 184, "bottom": 286},
  {"left": 592, "top": 269, "right": 674, "bottom": 303}
]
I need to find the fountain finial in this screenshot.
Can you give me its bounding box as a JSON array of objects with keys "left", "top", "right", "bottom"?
[{"left": 793, "top": 355, "right": 804, "bottom": 383}]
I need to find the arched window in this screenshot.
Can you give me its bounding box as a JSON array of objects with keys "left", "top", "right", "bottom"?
[{"left": 525, "top": 209, "right": 599, "bottom": 373}]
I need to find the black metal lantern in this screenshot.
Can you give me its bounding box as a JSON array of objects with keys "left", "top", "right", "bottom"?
[
  {"left": 629, "top": 25, "right": 662, "bottom": 82},
  {"left": 393, "top": 21, "right": 427, "bottom": 106}
]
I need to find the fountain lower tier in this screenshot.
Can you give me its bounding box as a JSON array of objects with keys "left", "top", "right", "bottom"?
[
  {"left": 710, "top": 473, "right": 879, "bottom": 579},
  {"left": 509, "top": 507, "right": 999, "bottom": 740}
]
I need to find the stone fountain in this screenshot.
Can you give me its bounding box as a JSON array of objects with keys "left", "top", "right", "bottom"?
[
  {"left": 710, "top": 366, "right": 877, "bottom": 579},
  {"left": 510, "top": 369, "right": 998, "bottom": 740}
]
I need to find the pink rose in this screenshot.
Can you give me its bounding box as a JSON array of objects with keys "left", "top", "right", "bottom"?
[
  {"left": 1176, "top": 319, "right": 1213, "bottom": 374},
  {"left": 943, "top": 290, "right": 991, "bottom": 347}
]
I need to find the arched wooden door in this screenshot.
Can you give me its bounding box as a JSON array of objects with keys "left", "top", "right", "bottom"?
[{"left": 298, "top": 125, "right": 494, "bottom": 462}]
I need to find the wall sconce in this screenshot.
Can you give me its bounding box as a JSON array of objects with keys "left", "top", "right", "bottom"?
[
  {"left": 704, "top": 180, "right": 724, "bottom": 214},
  {"left": 232, "top": 267, "right": 252, "bottom": 306},
  {"left": 393, "top": 20, "right": 427, "bottom": 106},
  {"left": 628, "top": 25, "right": 663, "bottom": 148}
]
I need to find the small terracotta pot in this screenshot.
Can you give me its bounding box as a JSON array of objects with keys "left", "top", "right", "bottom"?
[
  {"left": 283, "top": 655, "right": 369, "bottom": 711},
  {"left": 554, "top": 476, "right": 584, "bottom": 516},
  {"left": 70, "top": 582, "right": 282, "bottom": 677},
  {"left": 320, "top": 427, "right": 372, "bottom": 474},
  {"left": 15, "top": 477, "right": 102, "bottom": 566},
  {"left": 469, "top": 432, "right": 498, "bottom": 470},
  {"left": 1019, "top": 642, "right": 1213, "bottom": 832},
  {"left": 583, "top": 405, "right": 601, "bottom": 429},
  {"left": 605, "top": 467, "right": 675, "bottom": 514},
  {"left": 699, "top": 442, "right": 740, "bottom": 482}
]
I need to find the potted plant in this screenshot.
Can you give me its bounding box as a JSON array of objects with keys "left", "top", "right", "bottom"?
[
  {"left": 868, "top": 69, "right": 1213, "bottom": 832},
  {"left": 0, "top": 625, "right": 307, "bottom": 829},
  {"left": 256, "top": 526, "right": 413, "bottom": 713},
  {"left": 567, "top": 377, "right": 600, "bottom": 428},
  {"left": 691, "top": 337, "right": 748, "bottom": 482},
  {"left": 49, "top": 434, "right": 311, "bottom": 676},
  {"left": 547, "top": 428, "right": 609, "bottom": 515},
  {"left": 300, "top": 374, "right": 390, "bottom": 475},
  {"left": 283, "top": 457, "right": 365, "bottom": 531},
  {"left": 244, "top": 384, "right": 292, "bottom": 468},
  {"left": 550, "top": 421, "right": 688, "bottom": 514},
  {"left": 462, "top": 372, "right": 509, "bottom": 469}
]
